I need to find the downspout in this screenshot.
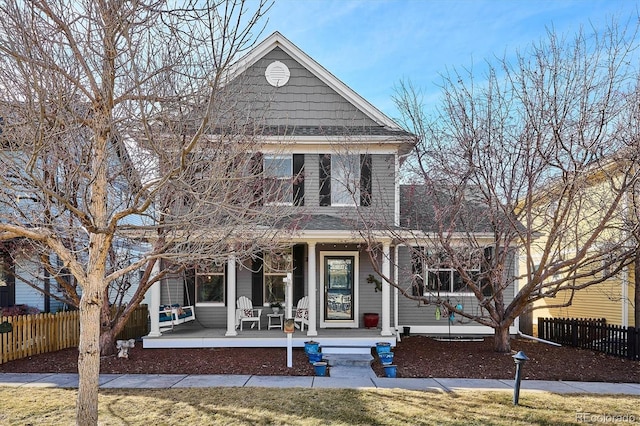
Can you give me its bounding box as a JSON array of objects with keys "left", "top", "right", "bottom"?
[
  {"left": 518, "top": 331, "right": 562, "bottom": 347},
  {"left": 622, "top": 265, "right": 629, "bottom": 328},
  {"left": 621, "top": 190, "right": 630, "bottom": 328}
]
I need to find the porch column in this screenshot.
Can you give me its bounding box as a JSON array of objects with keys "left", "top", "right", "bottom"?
[
  {"left": 307, "top": 242, "right": 318, "bottom": 336},
  {"left": 148, "top": 260, "right": 162, "bottom": 337},
  {"left": 225, "top": 253, "right": 238, "bottom": 336},
  {"left": 394, "top": 245, "right": 399, "bottom": 332},
  {"left": 381, "top": 242, "right": 392, "bottom": 336}
]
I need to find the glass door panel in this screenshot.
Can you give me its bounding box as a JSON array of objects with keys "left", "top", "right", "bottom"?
[{"left": 324, "top": 256, "right": 354, "bottom": 321}]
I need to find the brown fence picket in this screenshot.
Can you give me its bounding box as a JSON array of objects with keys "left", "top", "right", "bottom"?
[
  {"left": 539, "top": 317, "right": 639, "bottom": 360},
  {"left": 0, "top": 305, "right": 148, "bottom": 365}
]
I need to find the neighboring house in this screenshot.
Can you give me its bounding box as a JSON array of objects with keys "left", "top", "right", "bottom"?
[
  {"left": 533, "top": 272, "right": 636, "bottom": 328},
  {"left": 144, "top": 32, "right": 518, "bottom": 346},
  {"left": 526, "top": 159, "right": 638, "bottom": 330}
]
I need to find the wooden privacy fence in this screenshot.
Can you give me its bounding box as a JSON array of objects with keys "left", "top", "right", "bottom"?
[
  {"left": 1, "top": 305, "right": 150, "bottom": 365},
  {"left": 1, "top": 311, "right": 80, "bottom": 364},
  {"left": 114, "top": 304, "right": 149, "bottom": 341},
  {"left": 538, "top": 317, "right": 640, "bottom": 361}
]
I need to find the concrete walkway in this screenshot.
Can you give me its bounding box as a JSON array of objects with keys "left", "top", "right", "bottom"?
[{"left": 1, "top": 373, "right": 640, "bottom": 395}]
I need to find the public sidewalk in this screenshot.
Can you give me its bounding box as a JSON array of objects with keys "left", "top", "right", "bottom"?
[{"left": 1, "top": 372, "right": 640, "bottom": 395}]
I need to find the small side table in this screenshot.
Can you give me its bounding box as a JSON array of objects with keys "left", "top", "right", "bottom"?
[{"left": 267, "top": 313, "right": 284, "bottom": 330}]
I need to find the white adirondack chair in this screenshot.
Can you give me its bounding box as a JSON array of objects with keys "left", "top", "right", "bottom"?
[
  {"left": 236, "top": 296, "right": 263, "bottom": 330},
  {"left": 293, "top": 296, "right": 309, "bottom": 331}
]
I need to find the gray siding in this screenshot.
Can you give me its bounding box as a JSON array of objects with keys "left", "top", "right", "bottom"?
[
  {"left": 160, "top": 260, "right": 263, "bottom": 328},
  {"left": 300, "top": 153, "right": 396, "bottom": 226},
  {"left": 396, "top": 246, "right": 516, "bottom": 328},
  {"left": 229, "top": 47, "right": 379, "bottom": 127}
]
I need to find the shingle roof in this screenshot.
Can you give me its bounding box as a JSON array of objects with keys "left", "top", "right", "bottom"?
[
  {"left": 399, "top": 184, "right": 496, "bottom": 233},
  {"left": 274, "top": 214, "right": 377, "bottom": 232},
  {"left": 258, "top": 125, "right": 413, "bottom": 138}
]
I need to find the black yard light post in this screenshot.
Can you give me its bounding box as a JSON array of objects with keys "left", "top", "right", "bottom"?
[{"left": 512, "top": 351, "right": 529, "bottom": 405}]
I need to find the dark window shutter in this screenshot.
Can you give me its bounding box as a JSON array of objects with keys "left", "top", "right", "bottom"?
[
  {"left": 319, "top": 154, "right": 331, "bottom": 206},
  {"left": 251, "top": 254, "right": 264, "bottom": 305},
  {"left": 251, "top": 152, "right": 264, "bottom": 207},
  {"left": 184, "top": 268, "right": 196, "bottom": 306},
  {"left": 411, "top": 248, "right": 424, "bottom": 297},
  {"left": 292, "top": 244, "right": 305, "bottom": 304},
  {"left": 360, "top": 154, "right": 372, "bottom": 207},
  {"left": 481, "top": 247, "right": 494, "bottom": 297},
  {"left": 293, "top": 154, "right": 305, "bottom": 206}
]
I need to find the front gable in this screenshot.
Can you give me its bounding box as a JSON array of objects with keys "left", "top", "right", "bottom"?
[{"left": 223, "top": 32, "right": 408, "bottom": 137}]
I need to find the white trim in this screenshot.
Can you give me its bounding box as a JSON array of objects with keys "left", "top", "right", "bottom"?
[
  {"left": 404, "top": 324, "right": 519, "bottom": 335},
  {"left": 225, "top": 254, "right": 238, "bottom": 337},
  {"left": 381, "top": 243, "right": 392, "bottom": 336},
  {"left": 148, "top": 261, "right": 162, "bottom": 337},
  {"left": 224, "top": 32, "right": 402, "bottom": 130},
  {"left": 319, "top": 251, "right": 359, "bottom": 329},
  {"left": 394, "top": 246, "right": 399, "bottom": 333},
  {"left": 394, "top": 154, "right": 400, "bottom": 226},
  {"left": 307, "top": 242, "right": 318, "bottom": 336}
]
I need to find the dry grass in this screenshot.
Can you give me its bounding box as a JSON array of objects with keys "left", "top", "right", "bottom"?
[{"left": 1, "top": 387, "right": 639, "bottom": 425}]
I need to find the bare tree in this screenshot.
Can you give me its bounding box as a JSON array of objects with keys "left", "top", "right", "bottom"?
[
  {"left": 0, "top": 1, "right": 299, "bottom": 424},
  {"left": 360, "top": 20, "right": 640, "bottom": 352}
]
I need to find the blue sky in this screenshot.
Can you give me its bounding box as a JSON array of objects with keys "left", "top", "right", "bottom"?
[{"left": 260, "top": 0, "right": 639, "bottom": 123}]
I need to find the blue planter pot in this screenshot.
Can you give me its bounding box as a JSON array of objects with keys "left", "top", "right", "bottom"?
[
  {"left": 384, "top": 364, "right": 397, "bottom": 378},
  {"left": 308, "top": 352, "right": 323, "bottom": 364},
  {"left": 376, "top": 342, "right": 391, "bottom": 355},
  {"left": 304, "top": 341, "right": 320, "bottom": 355},
  {"left": 379, "top": 352, "right": 394, "bottom": 365},
  {"left": 313, "top": 362, "right": 328, "bottom": 376}
]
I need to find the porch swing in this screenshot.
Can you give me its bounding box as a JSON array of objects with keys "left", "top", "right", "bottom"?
[{"left": 159, "top": 274, "right": 196, "bottom": 332}]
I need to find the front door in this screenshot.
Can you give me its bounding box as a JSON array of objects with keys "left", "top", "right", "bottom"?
[{"left": 320, "top": 252, "right": 358, "bottom": 328}]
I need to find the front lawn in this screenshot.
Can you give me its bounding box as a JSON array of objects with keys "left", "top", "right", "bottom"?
[{"left": 1, "top": 387, "right": 638, "bottom": 425}]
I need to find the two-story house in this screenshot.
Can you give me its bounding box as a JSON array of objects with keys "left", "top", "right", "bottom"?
[{"left": 142, "top": 32, "right": 515, "bottom": 349}]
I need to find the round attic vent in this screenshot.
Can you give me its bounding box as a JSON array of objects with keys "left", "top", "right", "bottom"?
[{"left": 265, "top": 61, "right": 290, "bottom": 87}]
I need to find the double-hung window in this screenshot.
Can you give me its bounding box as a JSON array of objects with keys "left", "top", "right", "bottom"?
[
  {"left": 331, "top": 154, "right": 360, "bottom": 206},
  {"left": 196, "top": 263, "right": 225, "bottom": 305},
  {"left": 261, "top": 154, "right": 305, "bottom": 206},
  {"left": 263, "top": 155, "right": 293, "bottom": 205},
  {"left": 263, "top": 250, "right": 292, "bottom": 305},
  {"left": 425, "top": 268, "right": 480, "bottom": 293},
  {"left": 319, "top": 153, "right": 371, "bottom": 207},
  {"left": 417, "top": 248, "right": 482, "bottom": 295}
]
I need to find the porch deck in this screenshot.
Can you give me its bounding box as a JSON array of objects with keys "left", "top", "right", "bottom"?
[{"left": 143, "top": 322, "right": 397, "bottom": 349}]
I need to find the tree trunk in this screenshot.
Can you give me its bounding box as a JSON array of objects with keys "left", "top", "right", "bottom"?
[
  {"left": 100, "top": 329, "right": 117, "bottom": 357},
  {"left": 76, "top": 287, "right": 103, "bottom": 426},
  {"left": 493, "top": 324, "right": 511, "bottom": 353}
]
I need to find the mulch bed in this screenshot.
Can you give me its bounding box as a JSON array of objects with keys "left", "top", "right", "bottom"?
[{"left": 1, "top": 335, "right": 639, "bottom": 382}]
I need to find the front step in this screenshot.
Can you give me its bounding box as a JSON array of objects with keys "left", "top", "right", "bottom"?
[
  {"left": 321, "top": 345, "right": 373, "bottom": 355},
  {"left": 323, "top": 353, "right": 373, "bottom": 367}
]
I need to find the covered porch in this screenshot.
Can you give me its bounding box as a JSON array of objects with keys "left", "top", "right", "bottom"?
[
  {"left": 145, "top": 238, "right": 399, "bottom": 344},
  {"left": 142, "top": 321, "right": 397, "bottom": 349}
]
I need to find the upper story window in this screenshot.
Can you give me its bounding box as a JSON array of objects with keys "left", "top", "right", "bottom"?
[
  {"left": 319, "top": 153, "right": 371, "bottom": 207},
  {"left": 261, "top": 154, "right": 305, "bottom": 206},
  {"left": 196, "top": 263, "right": 225, "bottom": 305},
  {"left": 263, "top": 155, "right": 293, "bottom": 205},
  {"left": 331, "top": 154, "right": 360, "bottom": 206},
  {"left": 263, "top": 250, "right": 292, "bottom": 305}
]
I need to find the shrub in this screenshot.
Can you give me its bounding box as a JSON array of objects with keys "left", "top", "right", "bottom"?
[{"left": 1, "top": 304, "right": 41, "bottom": 317}]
